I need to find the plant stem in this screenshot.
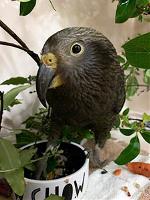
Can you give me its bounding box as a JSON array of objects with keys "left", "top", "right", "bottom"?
[
  {"left": 0, "top": 19, "right": 28, "bottom": 49},
  {"left": 129, "top": 118, "right": 143, "bottom": 122},
  {"left": 127, "top": 84, "right": 149, "bottom": 87},
  {"left": 0, "top": 41, "right": 40, "bottom": 66},
  {"left": 0, "top": 92, "right": 3, "bottom": 131},
  {"left": 0, "top": 19, "right": 41, "bottom": 66},
  {"left": 48, "top": 0, "right": 56, "bottom": 11},
  {"left": 0, "top": 155, "right": 49, "bottom": 173}
]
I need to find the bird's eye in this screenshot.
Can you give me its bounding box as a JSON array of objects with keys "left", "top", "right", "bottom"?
[{"left": 71, "top": 43, "right": 84, "bottom": 56}]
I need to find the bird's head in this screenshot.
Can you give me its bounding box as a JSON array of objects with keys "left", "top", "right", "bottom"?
[{"left": 36, "top": 27, "right": 117, "bottom": 107}]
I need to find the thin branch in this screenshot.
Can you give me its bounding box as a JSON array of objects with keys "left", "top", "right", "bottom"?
[
  {"left": 0, "top": 19, "right": 29, "bottom": 49},
  {"left": 0, "top": 19, "right": 41, "bottom": 66},
  {"left": 0, "top": 41, "right": 40, "bottom": 66},
  {"left": 127, "top": 84, "right": 150, "bottom": 87},
  {"left": 49, "top": 0, "right": 56, "bottom": 11},
  {"left": 0, "top": 92, "right": 4, "bottom": 131},
  {"left": 128, "top": 118, "right": 142, "bottom": 122}
]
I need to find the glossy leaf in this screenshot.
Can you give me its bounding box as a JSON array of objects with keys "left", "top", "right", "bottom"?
[
  {"left": 1, "top": 168, "right": 25, "bottom": 196},
  {"left": 82, "top": 129, "right": 94, "bottom": 140},
  {"left": 1, "top": 77, "right": 28, "bottom": 85},
  {"left": 126, "top": 75, "right": 139, "bottom": 98},
  {"left": 122, "top": 33, "right": 150, "bottom": 69},
  {"left": 141, "top": 130, "right": 150, "bottom": 143},
  {"left": 0, "top": 139, "right": 25, "bottom": 195},
  {"left": 115, "top": 0, "right": 137, "bottom": 23},
  {"left": 115, "top": 0, "right": 150, "bottom": 23},
  {"left": 120, "top": 128, "right": 135, "bottom": 136},
  {"left": 0, "top": 138, "right": 21, "bottom": 170},
  {"left": 123, "top": 108, "right": 129, "bottom": 116},
  {"left": 122, "top": 115, "right": 130, "bottom": 127},
  {"left": 123, "top": 62, "right": 129, "bottom": 70},
  {"left": 114, "top": 115, "right": 121, "bottom": 128},
  {"left": 3, "top": 85, "right": 30, "bottom": 110},
  {"left": 46, "top": 157, "right": 57, "bottom": 173},
  {"left": 19, "top": 148, "right": 37, "bottom": 167},
  {"left": 129, "top": 0, "right": 149, "bottom": 18},
  {"left": 118, "top": 55, "right": 126, "bottom": 64},
  {"left": 144, "top": 70, "right": 150, "bottom": 85},
  {"left": 16, "top": 129, "right": 39, "bottom": 147},
  {"left": 20, "top": 0, "right": 36, "bottom": 16},
  {"left": 142, "top": 113, "right": 150, "bottom": 123},
  {"left": 9, "top": 99, "right": 22, "bottom": 108},
  {"left": 136, "top": 0, "right": 149, "bottom": 7},
  {"left": 115, "top": 135, "right": 140, "bottom": 165}
]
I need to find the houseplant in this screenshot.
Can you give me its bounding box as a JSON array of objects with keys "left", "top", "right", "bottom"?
[
  {"left": 0, "top": 20, "right": 90, "bottom": 200},
  {"left": 0, "top": 0, "right": 150, "bottom": 199},
  {"left": 0, "top": 92, "right": 89, "bottom": 200}
]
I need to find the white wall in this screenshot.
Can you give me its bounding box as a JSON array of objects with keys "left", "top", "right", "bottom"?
[{"left": 0, "top": 0, "right": 149, "bottom": 133}]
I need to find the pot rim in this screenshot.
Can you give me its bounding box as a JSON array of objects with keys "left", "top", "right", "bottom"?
[{"left": 21, "top": 140, "right": 89, "bottom": 184}]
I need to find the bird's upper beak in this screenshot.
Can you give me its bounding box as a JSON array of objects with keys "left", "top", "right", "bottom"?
[{"left": 36, "top": 53, "right": 63, "bottom": 107}]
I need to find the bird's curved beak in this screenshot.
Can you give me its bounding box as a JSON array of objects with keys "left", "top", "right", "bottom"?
[{"left": 36, "top": 63, "right": 56, "bottom": 107}]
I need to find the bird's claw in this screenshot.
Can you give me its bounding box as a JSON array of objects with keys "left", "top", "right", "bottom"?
[{"left": 89, "top": 146, "right": 109, "bottom": 168}]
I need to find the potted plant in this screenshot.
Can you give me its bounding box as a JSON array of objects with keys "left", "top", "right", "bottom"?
[
  {"left": 0, "top": 0, "right": 150, "bottom": 199},
  {"left": 0, "top": 91, "right": 90, "bottom": 200},
  {"left": 22, "top": 140, "right": 89, "bottom": 200},
  {"left": 0, "top": 19, "right": 90, "bottom": 200}
]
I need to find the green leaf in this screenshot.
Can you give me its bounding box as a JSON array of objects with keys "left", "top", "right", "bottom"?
[
  {"left": 129, "top": 0, "right": 149, "bottom": 18},
  {"left": 138, "top": 15, "right": 143, "bottom": 22},
  {"left": 141, "top": 130, "right": 150, "bottom": 143},
  {"left": 82, "top": 129, "right": 94, "bottom": 140},
  {"left": 115, "top": 0, "right": 137, "bottom": 23},
  {"left": 118, "top": 55, "right": 126, "bottom": 64},
  {"left": 46, "top": 157, "right": 57, "bottom": 173},
  {"left": 25, "top": 163, "right": 36, "bottom": 171},
  {"left": 1, "top": 77, "right": 28, "bottom": 85},
  {"left": 9, "top": 99, "right": 22, "bottom": 108},
  {"left": 114, "top": 115, "right": 121, "bottom": 128},
  {"left": 20, "top": 0, "right": 36, "bottom": 16},
  {"left": 45, "top": 194, "right": 64, "bottom": 200},
  {"left": 22, "top": 116, "right": 35, "bottom": 128},
  {"left": 1, "top": 168, "right": 25, "bottom": 196},
  {"left": 0, "top": 139, "right": 25, "bottom": 195},
  {"left": 19, "top": 148, "right": 37, "bottom": 167},
  {"left": 130, "top": 121, "right": 138, "bottom": 130},
  {"left": 3, "top": 85, "right": 31, "bottom": 110},
  {"left": 16, "top": 130, "right": 39, "bottom": 147},
  {"left": 142, "top": 113, "right": 150, "bottom": 123},
  {"left": 144, "top": 70, "right": 150, "bottom": 85},
  {"left": 126, "top": 75, "right": 139, "bottom": 98},
  {"left": 119, "top": 128, "right": 135, "bottom": 136},
  {"left": 0, "top": 138, "right": 21, "bottom": 170},
  {"left": 145, "top": 69, "right": 150, "bottom": 78},
  {"left": 122, "top": 115, "right": 130, "bottom": 126},
  {"left": 123, "top": 62, "right": 129, "bottom": 70},
  {"left": 123, "top": 108, "right": 130, "bottom": 116},
  {"left": 122, "top": 33, "right": 150, "bottom": 69},
  {"left": 114, "top": 135, "right": 140, "bottom": 165},
  {"left": 136, "top": 0, "right": 149, "bottom": 7}
]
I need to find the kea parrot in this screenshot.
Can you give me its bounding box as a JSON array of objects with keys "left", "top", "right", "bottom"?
[{"left": 36, "top": 27, "right": 125, "bottom": 168}]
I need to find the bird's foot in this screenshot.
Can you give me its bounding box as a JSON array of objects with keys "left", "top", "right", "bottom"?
[
  {"left": 89, "top": 145, "right": 109, "bottom": 168},
  {"left": 83, "top": 138, "right": 125, "bottom": 169},
  {"left": 88, "top": 139, "right": 125, "bottom": 168}
]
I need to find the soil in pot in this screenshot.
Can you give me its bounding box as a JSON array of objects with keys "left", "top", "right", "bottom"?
[{"left": 24, "top": 142, "right": 87, "bottom": 180}]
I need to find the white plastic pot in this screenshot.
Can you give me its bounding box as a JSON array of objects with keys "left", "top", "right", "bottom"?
[{"left": 22, "top": 141, "right": 89, "bottom": 200}]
